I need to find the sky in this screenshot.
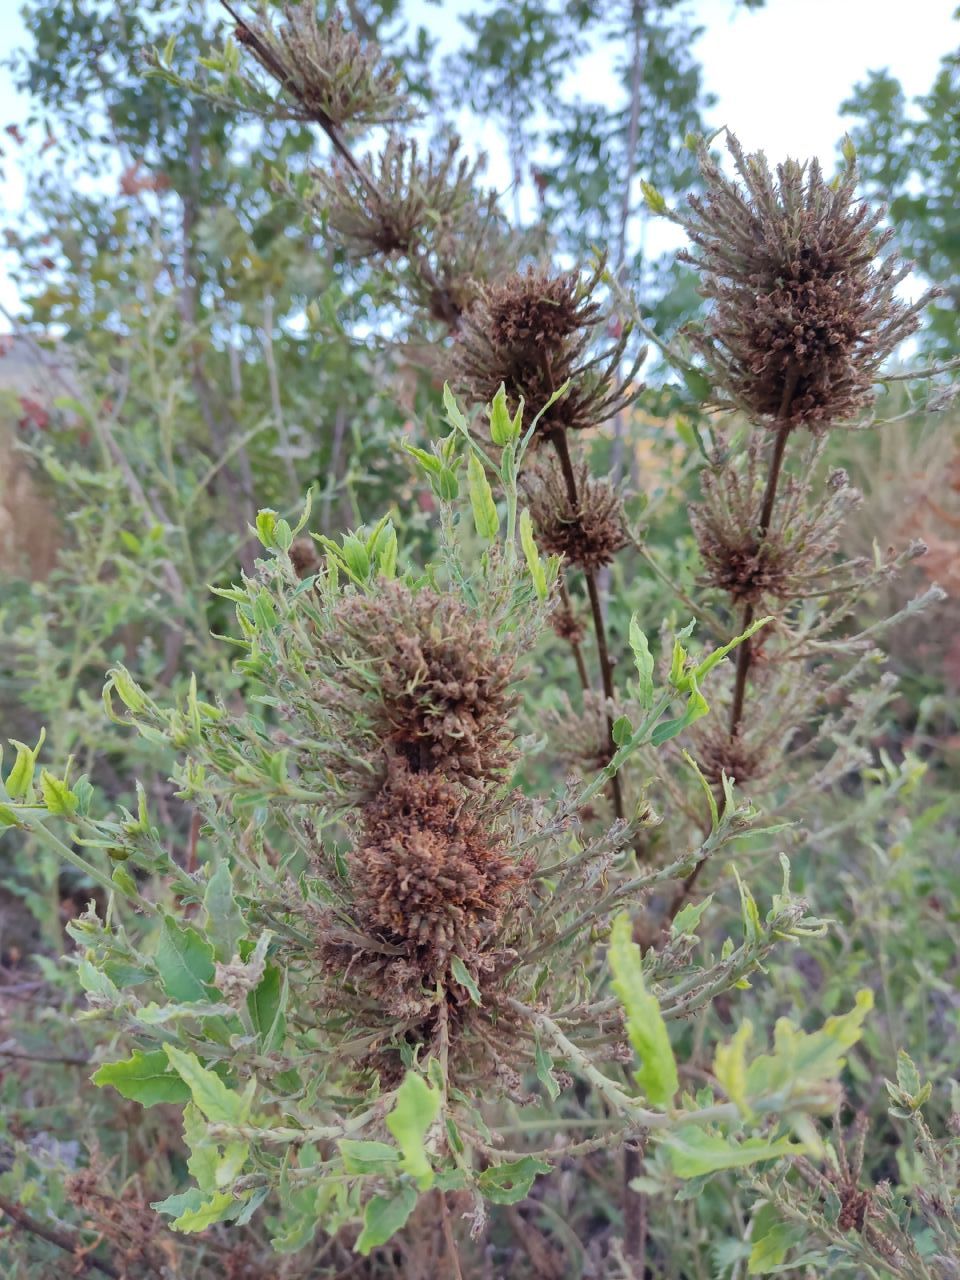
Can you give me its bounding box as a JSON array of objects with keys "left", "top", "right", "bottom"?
[{"left": 0, "top": 0, "right": 957, "bottom": 324}]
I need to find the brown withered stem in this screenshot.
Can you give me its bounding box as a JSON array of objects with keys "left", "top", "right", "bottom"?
[
  {"left": 555, "top": 578, "right": 590, "bottom": 691},
  {"left": 551, "top": 428, "right": 626, "bottom": 821},
  {"left": 677, "top": 133, "right": 932, "bottom": 430},
  {"left": 0, "top": 1190, "right": 121, "bottom": 1278},
  {"left": 453, "top": 264, "right": 643, "bottom": 820}
]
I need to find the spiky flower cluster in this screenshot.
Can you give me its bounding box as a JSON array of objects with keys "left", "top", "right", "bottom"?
[
  {"left": 453, "top": 263, "right": 644, "bottom": 435},
  {"left": 311, "top": 579, "right": 531, "bottom": 1060},
  {"left": 678, "top": 134, "right": 929, "bottom": 429},
  {"left": 691, "top": 438, "right": 864, "bottom": 604},
  {"left": 313, "top": 136, "right": 482, "bottom": 260},
  {"left": 325, "top": 581, "right": 519, "bottom": 786},
  {"left": 525, "top": 458, "right": 630, "bottom": 571},
  {"left": 231, "top": 4, "right": 409, "bottom": 128},
  {"left": 310, "top": 134, "right": 516, "bottom": 325},
  {"left": 348, "top": 758, "right": 525, "bottom": 991}
]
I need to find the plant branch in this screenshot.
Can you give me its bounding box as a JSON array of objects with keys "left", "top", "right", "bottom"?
[
  {"left": 0, "top": 1194, "right": 121, "bottom": 1278},
  {"left": 549, "top": 428, "right": 625, "bottom": 821}
]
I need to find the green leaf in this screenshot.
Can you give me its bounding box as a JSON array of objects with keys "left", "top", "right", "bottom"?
[
  {"left": 467, "top": 453, "right": 500, "bottom": 541},
  {"left": 5, "top": 729, "right": 45, "bottom": 800},
  {"left": 172, "top": 1190, "right": 235, "bottom": 1233},
  {"left": 442, "top": 383, "right": 468, "bottom": 434},
  {"left": 519, "top": 509, "right": 548, "bottom": 599},
  {"left": 152, "top": 1188, "right": 206, "bottom": 1219},
  {"left": 255, "top": 508, "right": 278, "bottom": 547},
  {"left": 77, "top": 958, "right": 120, "bottom": 1002},
  {"left": 92, "top": 1050, "right": 191, "bottom": 1107},
  {"left": 435, "top": 466, "right": 460, "bottom": 501},
  {"left": 895, "top": 1049, "right": 922, "bottom": 1098},
  {"left": 338, "top": 1139, "right": 402, "bottom": 1175},
  {"left": 478, "top": 1156, "right": 551, "bottom": 1205},
  {"left": 629, "top": 617, "right": 655, "bottom": 709},
  {"left": 107, "top": 666, "right": 147, "bottom": 714},
  {"left": 356, "top": 1185, "right": 419, "bottom": 1255},
  {"left": 40, "top": 769, "right": 78, "bottom": 815},
  {"left": 640, "top": 179, "right": 667, "bottom": 214},
  {"left": 247, "top": 964, "right": 287, "bottom": 1052},
  {"left": 682, "top": 367, "right": 712, "bottom": 403},
  {"left": 662, "top": 1128, "right": 804, "bottom": 1178},
  {"left": 682, "top": 749, "right": 719, "bottom": 830},
  {"left": 686, "top": 615, "right": 772, "bottom": 689},
  {"left": 671, "top": 894, "right": 714, "bottom": 938},
  {"left": 203, "top": 862, "right": 245, "bottom": 962},
  {"left": 450, "top": 955, "right": 481, "bottom": 1006},
  {"left": 386, "top": 1072, "right": 440, "bottom": 1190},
  {"left": 535, "top": 1040, "right": 561, "bottom": 1101},
  {"left": 163, "top": 1045, "right": 250, "bottom": 1125},
  {"left": 403, "top": 442, "right": 443, "bottom": 476},
  {"left": 252, "top": 589, "right": 279, "bottom": 631},
  {"left": 155, "top": 915, "right": 216, "bottom": 1003},
  {"left": 745, "top": 989, "right": 873, "bottom": 1103},
  {"left": 184, "top": 1102, "right": 218, "bottom": 1192},
  {"left": 489, "top": 383, "right": 522, "bottom": 445},
  {"left": 608, "top": 913, "right": 678, "bottom": 1107},
  {"left": 612, "top": 715, "right": 633, "bottom": 747},
  {"left": 748, "top": 1204, "right": 804, "bottom": 1274},
  {"left": 650, "top": 680, "right": 709, "bottom": 747}
]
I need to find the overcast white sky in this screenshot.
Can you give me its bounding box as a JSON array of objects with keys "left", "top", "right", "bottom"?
[{"left": 0, "top": 0, "right": 956, "bottom": 322}]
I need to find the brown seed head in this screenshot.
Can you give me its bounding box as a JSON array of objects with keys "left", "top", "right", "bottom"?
[
  {"left": 678, "top": 133, "right": 930, "bottom": 429},
  {"left": 350, "top": 759, "right": 526, "bottom": 974},
  {"left": 234, "top": 5, "right": 410, "bottom": 128},
  {"left": 453, "top": 262, "right": 644, "bottom": 434},
  {"left": 691, "top": 437, "right": 863, "bottom": 604},
  {"left": 524, "top": 458, "right": 630, "bottom": 571},
  {"left": 327, "top": 580, "right": 519, "bottom": 785}
]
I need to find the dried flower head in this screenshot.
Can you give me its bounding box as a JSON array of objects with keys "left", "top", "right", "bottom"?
[
  {"left": 524, "top": 457, "right": 630, "bottom": 571},
  {"left": 551, "top": 598, "right": 586, "bottom": 646},
  {"left": 324, "top": 580, "right": 519, "bottom": 786},
  {"left": 545, "top": 690, "right": 616, "bottom": 777},
  {"left": 230, "top": 3, "right": 411, "bottom": 129},
  {"left": 347, "top": 758, "right": 526, "bottom": 981},
  {"left": 678, "top": 133, "right": 931, "bottom": 429},
  {"left": 288, "top": 534, "right": 320, "bottom": 579},
  {"left": 691, "top": 438, "right": 864, "bottom": 604},
  {"left": 453, "top": 262, "right": 644, "bottom": 435},
  {"left": 313, "top": 135, "right": 483, "bottom": 260}
]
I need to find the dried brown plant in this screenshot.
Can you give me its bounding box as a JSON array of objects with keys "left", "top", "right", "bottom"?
[
  {"left": 452, "top": 262, "right": 644, "bottom": 436},
  {"left": 524, "top": 457, "right": 630, "bottom": 572},
  {"left": 678, "top": 133, "right": 931, "bottom": 430}
]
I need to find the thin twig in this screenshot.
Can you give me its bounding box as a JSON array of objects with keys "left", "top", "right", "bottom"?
[{"left": 0, "top": 1194, "right": 122, "bottom": 1278}]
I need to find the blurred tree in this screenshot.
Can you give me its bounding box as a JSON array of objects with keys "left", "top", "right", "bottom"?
[{"left": 843, "top": 37, "right": 960, "bottom": 359}]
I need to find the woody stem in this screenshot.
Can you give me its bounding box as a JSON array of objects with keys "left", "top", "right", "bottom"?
[{"left": 549, "top": 428, "right": 625, "bottom": 822}]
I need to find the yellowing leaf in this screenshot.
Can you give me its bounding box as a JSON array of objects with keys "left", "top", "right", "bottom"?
[
  {"left": 713, "top": 1021, "right": 753, "bottom": 1113},
  {"left": 467, "top": 453, "right": 500, "bottom": 540},
  {"left": 163, "top": 1045, "right": 250, "bottom": 1125},
  {"left": 608, "top": 913, "right": 678, "bottom": 1108},
  {"left": 386, "top": 1072, "right": 440, "bottom": 1190}
]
